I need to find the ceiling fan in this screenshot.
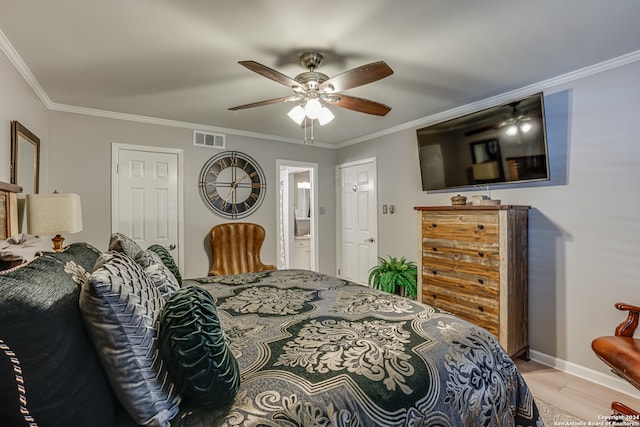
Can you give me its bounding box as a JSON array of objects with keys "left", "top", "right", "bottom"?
[
  {"left": 228, "top": 52, "right": 394, "bottom": 125},
  {"left": 464, "top": 101, "right": 532, "bottom": 137},
  {"left": 498, "top": 102, "right": 533, "bottom": 135}
]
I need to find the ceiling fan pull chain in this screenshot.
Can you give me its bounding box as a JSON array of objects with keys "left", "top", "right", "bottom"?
[
  {"left": 310, "top": 118, "right": 314, "bottom": 143},
  {"left": 304, "top": 116, "right": 308, "bottom": 143}
]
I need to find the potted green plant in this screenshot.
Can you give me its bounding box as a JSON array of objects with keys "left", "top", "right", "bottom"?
[{"left": 368, "top": 256, "right": 418, "bottom": 299}]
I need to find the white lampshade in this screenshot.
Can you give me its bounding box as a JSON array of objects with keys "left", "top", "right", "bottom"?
[
  {"left": 287, "top": 105, "right": 306, "bottom": 125},
  {"left": 317, "top": 106, "right": 335, "bottom": 125},
  {"left": 304, "top": 98, "right": 322, "bottom": 119},
  {"left": 26, "top": 193, "right": 83, "bottom": 236}
]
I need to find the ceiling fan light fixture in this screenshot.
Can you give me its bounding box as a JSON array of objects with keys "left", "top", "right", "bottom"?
[
  {"left": 288, "top": 105, "right": 306, "bottom": 125},
  {"left": 317, "top": 106, "right": 335, "bottom": 125},
  {"left": 505, "top": 124, "right": 518, "bottom": 136},
  {"left": 304, "top": 98, "right": 322, "bottom": 119},
  {"left": 520, "top": 122, "right": 532, "bottom": 133}
]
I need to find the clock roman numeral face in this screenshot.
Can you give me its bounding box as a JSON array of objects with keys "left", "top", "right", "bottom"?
[{"left": 198, "top": 151, "right": 266, "bottom": 219}]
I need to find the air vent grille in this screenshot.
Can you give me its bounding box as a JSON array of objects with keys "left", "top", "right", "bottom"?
[{"left": 193, "top": 130, "right": 225, "bottom": 149}]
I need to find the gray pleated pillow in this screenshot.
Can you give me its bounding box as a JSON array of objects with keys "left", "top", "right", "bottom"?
[
  {"left": 80, "top": 251, "right": 181, "bottom": 427},
  {"left": 108, "top": 233, "right": 143, "bottom": 258},
  {"left": 134, "top": 249, "right": 180, "bottom": 300}
]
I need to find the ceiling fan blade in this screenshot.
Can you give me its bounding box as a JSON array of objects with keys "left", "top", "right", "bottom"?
[
  {"left": 228, "top": 96, "right": 298, "bottom": 111},
  {"left": 320, "top": 61, "right": 393, "bottom": 93},
  {"left": 325, "top": 94, "right": 391, "bottom": 116},
  {"left": 239, "top": 60, "right": 302, "bottom": 90},
  {"left": 464, "top": 125, "right": 498, "bottom": 137}
]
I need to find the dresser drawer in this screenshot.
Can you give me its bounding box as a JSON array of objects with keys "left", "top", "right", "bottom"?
[
  {"left": 422, "top": 286, "right": 499, "bottom": 336},
  {"left": 421, "top": 254, "right": 499, "bottom": 287},
  {"left": 421, "top": 238, "right": 499, "bottom": 266},
  {"left": 421, "top": 212, "right": 499, "bottom": 243},
  {"left": 421, "top": 270, "right": 499, "bottom": 298}
]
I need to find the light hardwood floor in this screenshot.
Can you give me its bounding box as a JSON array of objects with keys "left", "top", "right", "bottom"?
[{"left": 516, "top": 359, "right": 638, "bottom": 422}]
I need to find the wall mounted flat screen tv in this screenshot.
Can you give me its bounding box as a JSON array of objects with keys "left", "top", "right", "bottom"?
[{"left": 417, "top": 92, "right": 549, "bottom": 191}]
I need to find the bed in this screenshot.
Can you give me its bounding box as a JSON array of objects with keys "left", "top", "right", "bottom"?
[
  {"left": 0, "top": 230, "right": 542, "bottom": 426},
  {"left": 183, "top": 269, "right": 543, "bottom": 426}
]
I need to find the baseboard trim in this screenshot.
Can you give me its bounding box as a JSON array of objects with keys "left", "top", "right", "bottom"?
[{"left": 529, "top": 350, "right": 640, "bottom": 399}]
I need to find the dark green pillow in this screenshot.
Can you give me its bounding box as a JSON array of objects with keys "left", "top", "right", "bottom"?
[
  {"left": 159, "top": 286, "right": 239, "bottom": 408},
  {"left": 0, "top": 243, "right": 115, "bottom": 427},
  {"left": 148, "top": 244, "right": 182, "bottom": 285}
]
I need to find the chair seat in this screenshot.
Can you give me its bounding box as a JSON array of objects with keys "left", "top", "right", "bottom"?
[{"left": 592, "top": 335, "right": 640, "bottom": 388}]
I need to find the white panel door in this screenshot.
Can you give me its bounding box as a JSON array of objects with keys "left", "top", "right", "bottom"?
[
  {"left": 339, "top": 159, "right": 377, "bottom": 284},
  {"left": 112, "top": 145, "right": 182, "bottom": 268}
]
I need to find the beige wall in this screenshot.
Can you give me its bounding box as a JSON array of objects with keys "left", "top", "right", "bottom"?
[
  {"left": 1, "top": 44, "right": 338, "bottom": 280},
  {"left": 0, "top": 49, "right": 48, "bottom": 185},
  {"left": 47, "top": 111, "right": 337, "bottom": 278},
  {"left": 337, "top": 60, "right": 640, "bottom": 394}
]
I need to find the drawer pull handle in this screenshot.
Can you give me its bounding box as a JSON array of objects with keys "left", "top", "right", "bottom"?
[
  {"left": 477, "top": 224, "right": 484, "bottom": 230},
  {"left": 478, "top": 251, "right": 484, "bottom": 257},
  {"left": 478, "top": 278, "right": 484, "bottom": 284},
  {"left": 431, "top": 223, "right": 437, "bottom": 228},
  {"left": 432, "top": 294, "right": 437, "bottom": 299},
  {"left": 432, "top": 246, "right": 437, "bottom": 251},
  {"left": 478, "top": 305, "right": 484, "bottom": 312},
  {"left": 432, "top": 269, "right": 438, "bottom": 275}
]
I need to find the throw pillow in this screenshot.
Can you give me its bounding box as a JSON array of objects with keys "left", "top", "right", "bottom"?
[
  {"left": 80, "top": 251, "right": 181, "bottom": 427},
  {"left": 159, "top": 286, "right": 240, "bottom": 409},
  {"left": 108, "top": 232, "right": 143, "bottom": 258},
  {"left": 148, "top": 244, "right": 182, "bottom": 285},
  {"left": 0, "top": 243, "right": 115, "bottom": 427},
  {"left": 134, "top": 249, "right": 180, "bottom": 300}
]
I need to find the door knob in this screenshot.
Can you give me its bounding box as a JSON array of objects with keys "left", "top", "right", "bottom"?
[
  {"left": 166, "top": 243, "right": 176, "bottom": 250},
  {"left": 365, "top": 237, "right": 375, "bottom": 243}
]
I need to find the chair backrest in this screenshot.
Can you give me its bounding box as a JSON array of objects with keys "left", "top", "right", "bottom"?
[{"left": 209, "top": 222, "right": 275, "bottom": 276}]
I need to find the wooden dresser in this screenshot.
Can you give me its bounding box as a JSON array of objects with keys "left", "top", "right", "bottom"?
[{"left": 414, "top": 205, "right": 530, "bottom": 358}]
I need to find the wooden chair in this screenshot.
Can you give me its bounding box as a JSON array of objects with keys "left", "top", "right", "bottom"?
[
  {"left": 208, "top": 222, "right": 276, "bottom": 276},
  {"left": 592, "top": 302, "right": 640, "bottom": 417}
]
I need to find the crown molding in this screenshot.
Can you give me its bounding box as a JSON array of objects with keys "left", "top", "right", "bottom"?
[
  {"left": 3, "top": 26, "right": 639, "bottom": 151},
  {"left": 47, "top": 102, "right": 334, "bottom": 148},
  {"left": 0, "top": 28, "right": 333, "bottom": 148},
  {"left": 0, "top": 29, "right": 53, "bottom": 108},
  {"left": 336, "top": 49, "right": 640, "bottom": 149}
]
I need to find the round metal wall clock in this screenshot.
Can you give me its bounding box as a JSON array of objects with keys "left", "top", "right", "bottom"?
[{"left": 198, "top": 151, "right": 266, "bottom": 219}]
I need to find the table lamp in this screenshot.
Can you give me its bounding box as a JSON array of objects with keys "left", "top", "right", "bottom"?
[{"left": 26, "top": 192, "right": 83, "bottom": 252}]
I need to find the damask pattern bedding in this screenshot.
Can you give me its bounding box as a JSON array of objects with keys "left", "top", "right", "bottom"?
[{"left": 185, "top": 269, "right": 543, "bottom": 426}]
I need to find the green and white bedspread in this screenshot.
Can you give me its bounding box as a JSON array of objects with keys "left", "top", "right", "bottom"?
[{"left": 185, "top": 269, "right": 542, "bottom": 426}]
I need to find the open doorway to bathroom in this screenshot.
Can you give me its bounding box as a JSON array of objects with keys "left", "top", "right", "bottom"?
[{"left": 276, "top": 160, "right": 318, "bottom": 271}]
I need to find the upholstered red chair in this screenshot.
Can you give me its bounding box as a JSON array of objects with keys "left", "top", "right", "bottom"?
[
  {"left": 592, "top": 302, "right": 640, "bottom": 417},
  {"left": 208, "top": 222, "right": 276, "bottom": 276}
]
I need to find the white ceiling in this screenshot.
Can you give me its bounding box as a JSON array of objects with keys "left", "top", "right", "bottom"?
[{"left": 1, "top": 1, "right": 640, "bottom": 146}]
